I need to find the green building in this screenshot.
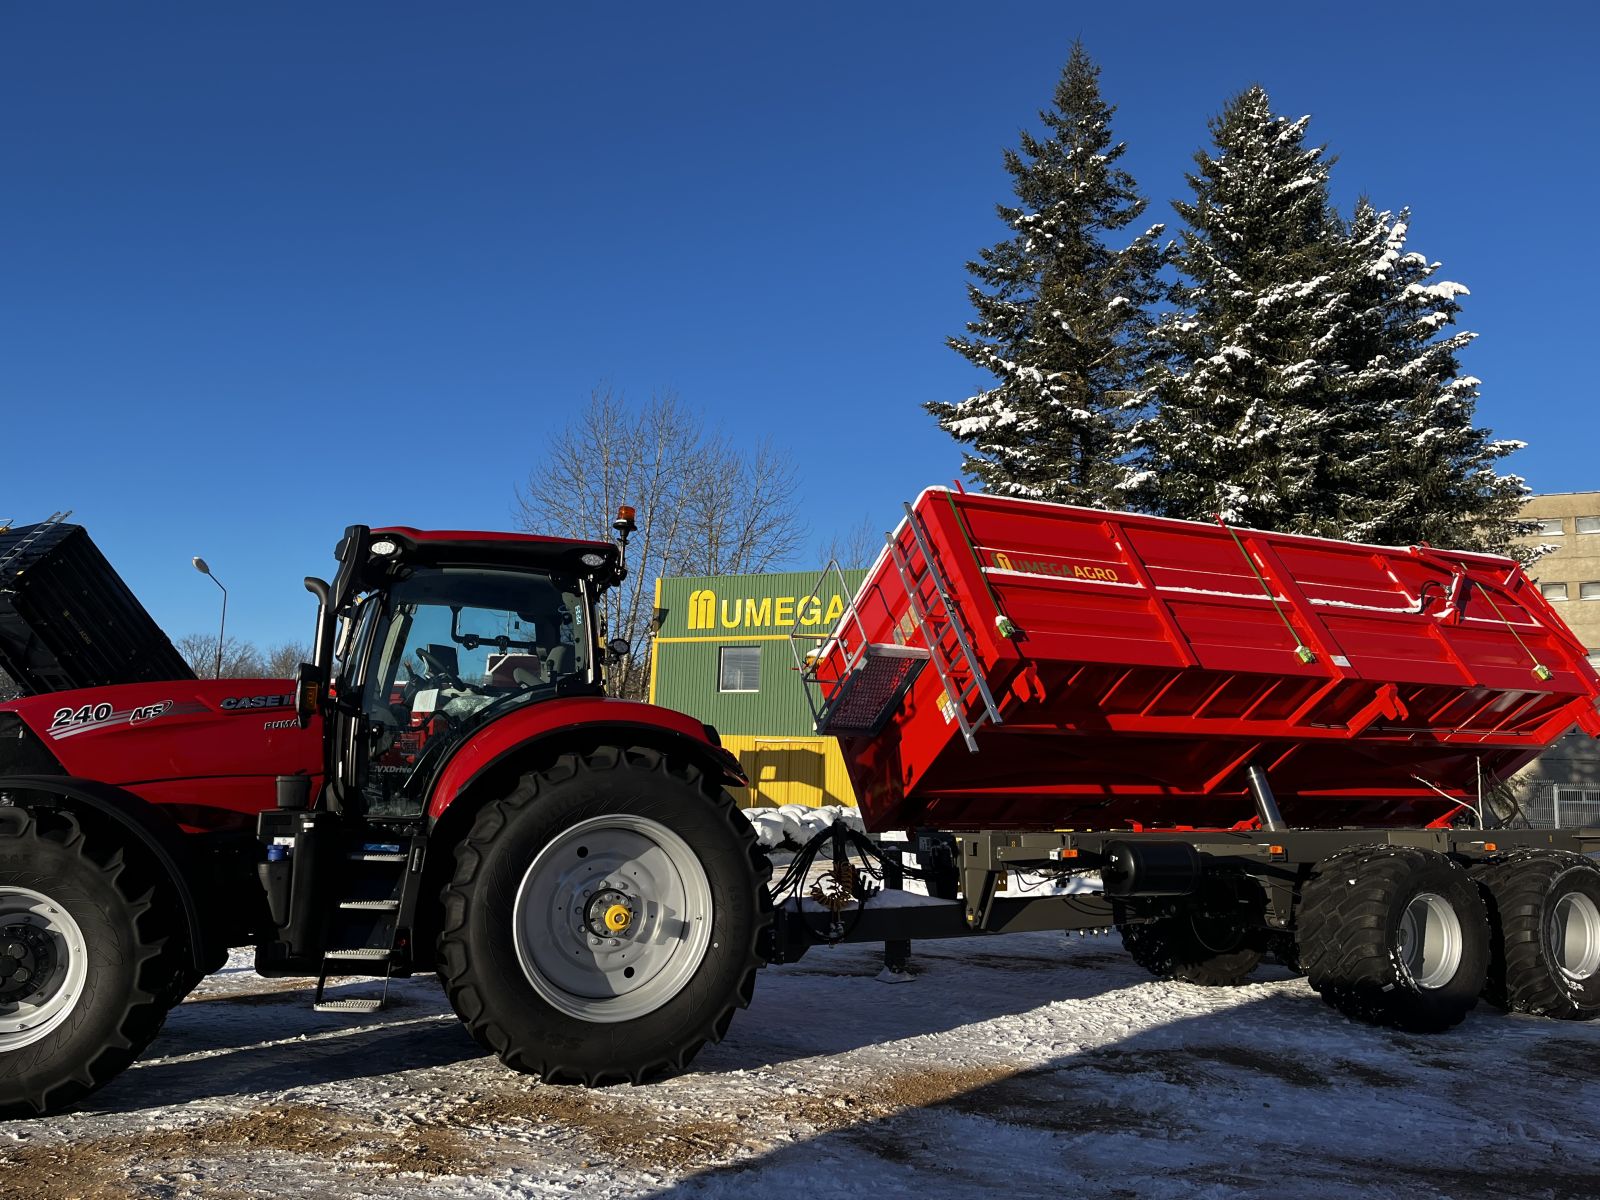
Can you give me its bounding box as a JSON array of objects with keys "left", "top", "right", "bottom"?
[{"left": 649, "top": 568, "right": 865, "bottom": 808}]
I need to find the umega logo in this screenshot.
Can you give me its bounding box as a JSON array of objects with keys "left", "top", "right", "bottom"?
[
  {"left": 686, "top": 588, "right": 848, "bottom": 631},
  {"left": 991, "top": 550, "right": 1122, "bottom": 583}
]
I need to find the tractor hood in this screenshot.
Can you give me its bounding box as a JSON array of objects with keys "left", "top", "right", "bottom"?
[{"left": 0, "top": 679, "right": 322, "bottom": 831}]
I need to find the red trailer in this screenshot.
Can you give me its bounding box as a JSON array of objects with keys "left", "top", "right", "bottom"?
[
  {"left": 801, "top": 487, "right": 1600, "bottom": 833},
  {"left": 778, "top": 489, "right": 1600, "bottom": 1034}
]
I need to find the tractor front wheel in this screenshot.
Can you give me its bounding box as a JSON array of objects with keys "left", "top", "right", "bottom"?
[
  {"left": 438, "top": 746, "right": 770, "bottom": 1084},
  {"left": 0, "top": 811, "right": 181, "bottom": 1117}
]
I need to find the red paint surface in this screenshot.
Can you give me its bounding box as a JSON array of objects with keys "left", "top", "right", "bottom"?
[
  {"left": 426, "top": 696, "right": 733, "bottom": 820},
  {"left": 3, "top": 679, "right": 322, "bottom": 831},
  {"left": 372, "top": 526, "right": 612, "bottom": 552},
  {"left": 816, "top": 489, "right": 1600, "bottom": 832}
]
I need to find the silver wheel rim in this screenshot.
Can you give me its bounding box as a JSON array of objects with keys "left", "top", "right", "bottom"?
[
  {"left": 1396, "top": 892, "right": 1463, "bottom": 990},
  {"left": 1550, "top": 890, "right": 1600, "bottom": 982},
  {"left": 512, "top": 815, "right": 714, "bottom": 1023},
  {"left": 0, "top": 887, "right": 89, "bottom": 1052}
]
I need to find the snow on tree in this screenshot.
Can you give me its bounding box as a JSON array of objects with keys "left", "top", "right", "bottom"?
[
  {"left": 929, "top": 42, "right": 1164, "bottom": 508},
  {"left": 1130, "top": 86, "right": 1356, "bottom": 533},
  {"left": 1332, "top": 200, "right": 1529, "bottom": 553},
  {"left": 1131, "top": 86, "right": 1530, "bottom": 554}
]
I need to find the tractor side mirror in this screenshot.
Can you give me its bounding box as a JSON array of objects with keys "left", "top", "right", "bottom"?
[{"left": 294, "top": 662, "right": 327, "bottom": 729}]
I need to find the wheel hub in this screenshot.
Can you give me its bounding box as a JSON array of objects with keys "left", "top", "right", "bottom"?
[
  {"left": 512, "top": 814, "right": 715, "bottom": 1024},
  {"left": 0, "top": 886, "right": 90, "bottom": 1052},
  {"left": 1550, "top": 891, "right": 1600, "bottom": 982},
  {"left": 1397, "top": 892, "right": 1463, "bottom": 990},
  {"left": 0, "top": 924, "right": 54, "bottom": 1004},
  {"left": 585, "top": 890, "right": 636, "bottom": 938}
]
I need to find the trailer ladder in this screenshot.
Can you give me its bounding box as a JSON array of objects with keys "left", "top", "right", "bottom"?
[
  {"left": 0, "top": 512, "right": 72, "bottom": 584},
  {"left": 887, "top": 501, "right": 1002, "bottom": 752}
]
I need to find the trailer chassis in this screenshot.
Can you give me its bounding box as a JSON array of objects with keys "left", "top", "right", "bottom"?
[{"left": 766, "top": 822, "right": 1600, "bottom": 963}]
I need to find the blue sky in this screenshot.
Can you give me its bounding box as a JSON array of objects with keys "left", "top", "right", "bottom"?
[{"left": 3, "top": 4, "right": 1594, "bottom": 653}]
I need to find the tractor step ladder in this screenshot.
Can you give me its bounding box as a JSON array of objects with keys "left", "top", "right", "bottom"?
[
  {"left": 885, "top": 501, "right": 1002, "bottom": 752},
  {"left": 313, "top": 836, "right": 427, "bottom": 1015}
]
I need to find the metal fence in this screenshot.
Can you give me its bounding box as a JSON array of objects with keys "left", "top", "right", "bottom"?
[{"left": 1517, "top": 782, "right": 1600, "bottom": 829}]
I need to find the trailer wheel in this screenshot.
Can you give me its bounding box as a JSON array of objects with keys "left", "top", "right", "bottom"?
[
  {"left": 1119, "top": 908, "right": 1263, "bottom": 986},
  {"left": 1472, "top": 851, "right": 1600, "bottom": 1020},
  {"left": 0, "top": 812, "right": 180, "bottom": 1117},
  {"left": 438, "top": 746, "right": 771, "bottom": 1085},
  {"left": 1299, "top": 847, "right": 1489, "bottom": 1032}
]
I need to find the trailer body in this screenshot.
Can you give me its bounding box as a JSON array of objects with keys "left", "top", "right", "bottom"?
[{"left": 802, "top": 488, "right": 1600, "bottom": 833}]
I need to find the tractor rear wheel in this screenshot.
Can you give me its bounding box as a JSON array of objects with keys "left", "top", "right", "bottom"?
[
  {"left": 1298, "top": 847, "right": 1489, "bottom": 1033},
  {"left": 0, "top": 811, "right": 181, "bottom": 1117},
  {"left": 1472, "top": 851, "right": 1600, "bottom": 1019},
  {"left": 438, "top": 746, "right": 771, "bottom": 1084}
]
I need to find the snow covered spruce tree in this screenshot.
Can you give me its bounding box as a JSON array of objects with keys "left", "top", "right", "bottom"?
[
  {"left": 1133, "top": 86, "right": 1529, "bottom": 551},
  {"left": 1129, "top": 86, "right": 1353, "bottom": 534},
  {"left": 1333, "top": 199, "right": 1528, "bottom": 552},
  {"left": 929, "top": 42, "right": 1163, "bottom": 507}
]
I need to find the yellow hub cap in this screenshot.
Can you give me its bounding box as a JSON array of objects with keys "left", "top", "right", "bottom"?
[{"left": 603, "top": 903, "right": 633, "bottom": 933}]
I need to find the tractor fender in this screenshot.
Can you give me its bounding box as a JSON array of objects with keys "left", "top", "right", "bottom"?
[
  {"left": 0, "top": 775, "right": 212, "bottom": 972},
  {"left": 426, "top": 697, "right": 745, "bottom": 826}
]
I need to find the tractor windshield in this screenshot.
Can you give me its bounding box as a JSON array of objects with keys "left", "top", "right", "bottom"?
[{"left": 354, "top": 566, "right": 591, "bottom": 815}]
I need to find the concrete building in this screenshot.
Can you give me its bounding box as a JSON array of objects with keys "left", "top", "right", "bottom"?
[
  {"left": 649, "top": 569, "right": 865, "bottom": 809},
  {"left": 1513, "top": 491, "right": 1600, "bottom": 805},
  {"left": 1515, "top": 490, "right": 1600, "bottom": 669}
]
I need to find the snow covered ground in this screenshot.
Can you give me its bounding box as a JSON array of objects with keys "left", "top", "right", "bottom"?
[{"left": 5, "top": 932, "right": 1600, "bottom": 1200}]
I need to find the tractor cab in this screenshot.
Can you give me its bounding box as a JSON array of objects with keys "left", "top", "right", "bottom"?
[{"left": 299, "top": 515, "right": 634, "bottom": 821}]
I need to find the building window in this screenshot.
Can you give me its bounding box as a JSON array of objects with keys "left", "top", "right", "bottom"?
[
  {"left": 1542, "top": 583, "right": 1570, "bottom": 601},
  {"left": 1582, "top": 582, "right": 1600, "bottom": 601},
  {"left": 718, "top": 646, "right": 761, "bottom": 692},
  {"left": 1578, "top": 516, "right": 1600, "bottom": 535},
  {"left": 1535, "top": 518, "right": 1565, "bottom": 537}
]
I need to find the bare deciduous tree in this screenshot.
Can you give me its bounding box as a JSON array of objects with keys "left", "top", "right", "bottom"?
[
  {"left": 174, "top": 633, "right": 267, "bottom": 680},
  {"left": 514, "top": 387, "right": 806, "bottom": 698},
  {"left": 264, "top": 641, "right": 312, "bottom": 679},
  {"left": 818, "top": 517, "right": 882, "bottom": 570}
]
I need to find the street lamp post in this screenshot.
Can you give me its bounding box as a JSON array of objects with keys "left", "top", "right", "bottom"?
[{"left": 192, "top": 557, "right": 228, "bottom": 680}]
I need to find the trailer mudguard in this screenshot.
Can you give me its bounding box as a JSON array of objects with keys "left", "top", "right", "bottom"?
[
  {"left": 426, "top": 697, "right": 745, "bottom": 823},
  {"left": 0, "top": 774, "right": 212, "bottom": 972}
]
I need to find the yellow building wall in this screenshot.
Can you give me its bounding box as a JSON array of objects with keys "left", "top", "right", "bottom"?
[{"left": 718, "top": 734, "right": 858, "bottom": 809}]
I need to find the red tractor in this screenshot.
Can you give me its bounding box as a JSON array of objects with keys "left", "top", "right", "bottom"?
[{"left": 0, "top": 515, "right": 770, "bottom": 1117}]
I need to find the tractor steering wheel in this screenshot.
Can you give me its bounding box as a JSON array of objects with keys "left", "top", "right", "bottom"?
[{"left": 415, "top": 646, "right": 463, "bottom": 689}]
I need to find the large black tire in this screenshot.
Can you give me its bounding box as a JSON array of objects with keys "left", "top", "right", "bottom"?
[
  {"left": 438, "top": 746, "right": 771, "bottom": 1085},
  {"left": 1472, "top": 851, "right": 1600, "bottom": 1019},
  {"left": 1299, "top": 847, "right": 1489, "bottom": 1033},
  {"left": 0, "top": 811, "right": 181, "bottom": 1117},
  {"left": 1119, "top": 906, "right": 1264, "bottom": 986}
]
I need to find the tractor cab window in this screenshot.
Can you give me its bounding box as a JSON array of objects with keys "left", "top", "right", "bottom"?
[{"left": 356, "top": 567, "right": 590, "bottom": 816}]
